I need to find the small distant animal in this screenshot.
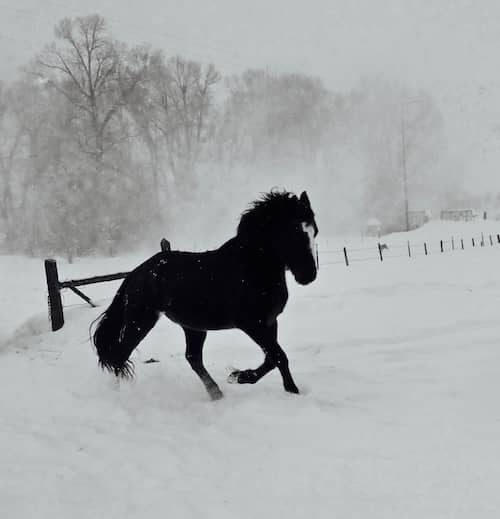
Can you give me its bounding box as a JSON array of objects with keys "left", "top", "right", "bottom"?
[
  {"left": 92, "top": 190, "right": 319, "bottom": 400},
  {"left": 143, "top": 358, "right": 160, "bottom": 364}
]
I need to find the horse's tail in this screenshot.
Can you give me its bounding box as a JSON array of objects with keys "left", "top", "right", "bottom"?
[{"left": 91, "top": 269, "right": 159, "bottom": 378}]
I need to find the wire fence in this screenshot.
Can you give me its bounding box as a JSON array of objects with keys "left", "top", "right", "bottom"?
[{"left": 318, "top": 232, "right": 500, "bottom": 268}]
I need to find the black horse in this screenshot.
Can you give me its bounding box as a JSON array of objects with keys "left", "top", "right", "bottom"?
[{"left": 92, "top": 190, "right": 319, "bottom": 400}]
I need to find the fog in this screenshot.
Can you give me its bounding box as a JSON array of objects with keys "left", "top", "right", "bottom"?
[{"left": 1, "top": 1, "right": 500, "bottom": 256}]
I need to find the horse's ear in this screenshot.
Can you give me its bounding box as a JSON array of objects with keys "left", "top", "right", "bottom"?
[{"left": 299, "top": 191, "right": 310, "bottom": 207}]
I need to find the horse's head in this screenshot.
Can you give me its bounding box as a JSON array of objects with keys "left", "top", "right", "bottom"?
[
  {"left": 275, "top": 191, "right": 319, "bottom": 285},
  {"left": 237, "top": 190, "right": 319, "bottom": 285}
]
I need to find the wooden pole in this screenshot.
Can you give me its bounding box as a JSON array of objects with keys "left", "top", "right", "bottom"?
[
  {"left": 45, "top": 259, "right": 64, "bottom": 331},
  {"left": 401, "top": 112, "right": 410, "bottom": 232},
  {"left": 160, "top": 238, "right": 171, "bottom": 252},
  {"left": 440, "top": 240, "right": 444, "bottom": 253},
  {"left": 424, "top": 242, "right": 428, "bottom": 256},
  {"left": 343, "top": 247, "right": 349, "bottom": 266},
  {"left": 461, "top": 238, "right": 464, "bottom": 250},
  {"left": 407, "top": 240, "right": 411, "bottom": 258},
  {"left": 69, "top": 286, "right": 97, "bottom": 308},
  {"left": 378, "top": 243, "right": 383, "bottom": 262},
  {"left": 59, "top": 272, "right": 129, "bottom": 289}
]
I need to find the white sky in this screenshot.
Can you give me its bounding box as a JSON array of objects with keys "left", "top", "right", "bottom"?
[{"left": 1, "top": 0, "right": 500, "bottom": 192}]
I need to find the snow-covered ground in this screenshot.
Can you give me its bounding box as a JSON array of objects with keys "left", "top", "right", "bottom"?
[{"left": 1, "top": 220, "right": 500, "bottom": 518}]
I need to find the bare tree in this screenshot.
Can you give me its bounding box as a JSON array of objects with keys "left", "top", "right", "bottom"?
[
  {"left": 148, "top": 55, "right": 220, "bottom": 192},
  {"left": 36, "top": 15, "right": 145, "bottom": 170},
  {"left": 334, "top": 78, "right": 445, "bottom": 229},
  {"left": 220, "top": 70, "right": 333, "bottom": 165},
  {"left": 0, "top": 82, "right": 25, "bottom": 244},
  {"left": 125, "top": 48, "right": 164, "bottom": 206},
  {"left": 32, "top": 15, "right": 152, "bottom": 252}
]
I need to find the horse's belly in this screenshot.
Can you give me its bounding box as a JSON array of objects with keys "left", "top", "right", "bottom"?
[
  {"left": 161, "top": 298, "right": 235, "bottom": 331},
  {"left": 163, "top": 312, "right": 235, "bottom": 331}
]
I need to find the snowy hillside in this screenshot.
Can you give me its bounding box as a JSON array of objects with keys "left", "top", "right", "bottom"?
[{"left": 2, "top": 221, "right": 500, "bottom": 518}]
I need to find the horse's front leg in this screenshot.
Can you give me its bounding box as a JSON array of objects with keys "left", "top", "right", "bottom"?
[
  {"left": 228, "top": 354, "right": 275, "bottom": 385},
  {"left": 234, "top": 321, "right": 299, "bottom": 394}
]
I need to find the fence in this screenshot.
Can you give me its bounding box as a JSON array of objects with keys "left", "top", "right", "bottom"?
[
  {"left": 46, "top": 232, "right": 499, "bottom": 331},
  {"left": 45, "top": 238, "right": 171, "bottom": 331},
  {"left": 319, "top": 232, "right": 500, "bottom": 267}
]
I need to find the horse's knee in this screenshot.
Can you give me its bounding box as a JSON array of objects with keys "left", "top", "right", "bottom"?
[{"left": 273, "top": 351, "right": 289, "bottom": 368}]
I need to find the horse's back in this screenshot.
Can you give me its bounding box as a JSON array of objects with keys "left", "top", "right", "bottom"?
[{"left": 151, "top": 248, "right": 240, "bottom": 329}]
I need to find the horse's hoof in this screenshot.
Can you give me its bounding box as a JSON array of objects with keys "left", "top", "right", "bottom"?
[
  {"left": 227, "top": 370, "right": 241, "bottom": 384},
  {"left": 209, "top": 387, "right": 224, "bottom": 401},
  {"left": 228, "top": 369, "right": 259, "bottom": 384}
]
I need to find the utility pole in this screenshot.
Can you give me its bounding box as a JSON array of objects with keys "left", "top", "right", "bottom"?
[{"left": 401, "top": 113, "right": 410, "bottom": 232}]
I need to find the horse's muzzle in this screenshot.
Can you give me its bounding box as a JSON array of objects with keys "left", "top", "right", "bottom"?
[{"left": 293, "top": 268, "right": 317, "bottom": 285}]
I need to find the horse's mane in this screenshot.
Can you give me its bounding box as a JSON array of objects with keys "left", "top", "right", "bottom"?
[{"left": 237, "top": 190, "right": 307, "bottom": 237}]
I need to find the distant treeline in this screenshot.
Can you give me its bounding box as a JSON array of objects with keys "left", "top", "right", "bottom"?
[{"left": 0, "top": 14, "right": 451, "bottom": 259}]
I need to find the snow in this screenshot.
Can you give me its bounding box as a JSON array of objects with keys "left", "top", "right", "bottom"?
[{"left": 2, "top": 220, "right": 500, "bottom": 518}]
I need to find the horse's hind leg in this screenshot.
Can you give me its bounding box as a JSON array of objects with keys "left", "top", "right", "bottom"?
[{"left": 183, "top": 328, "right": 223, "bottom": 401}]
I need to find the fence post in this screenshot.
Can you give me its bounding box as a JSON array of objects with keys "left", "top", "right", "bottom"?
[
  {"left": 472, "top": 238, "right": 475, "bottom": 247},
  {"left": 44, "top": 259, "right": 64, "bottom": 331},
  {"left": 407, "top": 240, "right": 411, "bottom": 258},
  {"left": 497, "top": 234, "right": 500, "bottom": 244},
  {"left": 343, "top": 247, "right": 349, "bottom": 267},
  {"left": 451, "top": 237, "right": 455, "bottom": 250},
  {"left": 481, "top": 233, "right": 485, "bottom": 247},
  {"left": 378, "top": 243, "right": 384, "bottom": 262},
  {"left": 424, "top": 242, "right": 428, "bottom": 256},
  {"left": 461, "top": 238, "right": 464, "bottom": 250},
  {"left": 440, "top": 240, "right": 444, "bottom": 253},
  {"left": 160, "top": 238, "right": 171, "bottom": 252}
]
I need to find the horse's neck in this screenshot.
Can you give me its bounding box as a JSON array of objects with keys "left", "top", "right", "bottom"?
[{"left": 227, "top": 234, "right": 285, "bottom": 272}]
